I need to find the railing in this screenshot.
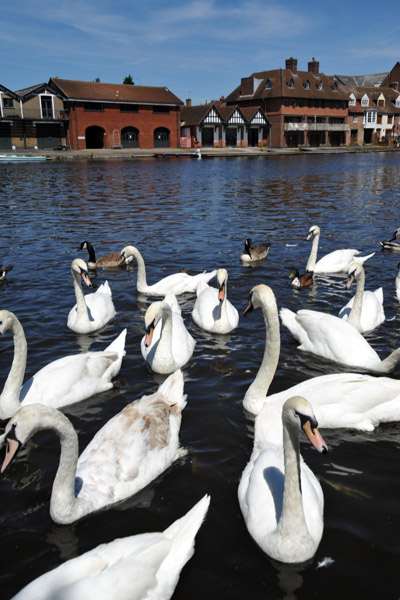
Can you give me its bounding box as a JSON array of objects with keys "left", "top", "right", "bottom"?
[{"left": 284, "top": 123, "right": 349, "bottom": 132}]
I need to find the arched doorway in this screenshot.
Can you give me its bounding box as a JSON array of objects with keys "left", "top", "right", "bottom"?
[
  {"left": 154, "top": 127, "right": 170, "bottom": 148},
  {"left": 121, "top": 127, "right": 139, "bottom": 148},
  {"left": 85, "top": 126, "right": 105, "bottom": 149}
]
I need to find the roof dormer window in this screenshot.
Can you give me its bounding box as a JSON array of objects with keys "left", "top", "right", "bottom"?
[
  {"left": 395, "top": 96, "right": 400, "bottom": 108},
  {"left": 361, "top": 93, "right": 369, "bottom": 107},
  {"left": 349, "top": 93, "right": 356, "bottom": 106},
  {"left": 265, "top": 79, "right": 272, "bottom": 89},
  {"left": 332, "top": 82, "right": 338, "bottom": 91},
  {"left": 288, "top": 79, "right": 294, "bottom": 88},
  {"left": 317, "top": 81, "right": 323, "bottom": 91},
  {"left": 304, "top": 80, "right": 310, "bottom": 90}
]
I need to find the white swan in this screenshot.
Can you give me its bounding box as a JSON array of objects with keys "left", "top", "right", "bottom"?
[
  {"left": 240, "top": 238, "right": 270, "bottom": 262},
  {"left": 380, "top": 228, "right": 400, "bottom": 251},
  {"left": 338, "top": 262, "right": 385, "bottom": 333},
  {"left": 119, "top": 245, "right": 217, "bottom": 296},
  {"left": 1, "top": 370, "right": 186, "bottom": 524},
  {"left": 280, "top": 305, "right": 399, "bottom": 373},
  {"left": 12, "top": 494, "right": 210, "bottom": 600},
  {"left": 67, "top": 258, "right": 116, "bottom": 333},
  {"left": 79, "top": 241, "right": 132, "bottom": 269},
  {"left": 238, "top": 396, "right": 327, "bottom": 564},
  {"left": 396, "top": 263, "right": 400, "bottom": 302},
  {"left": 242, "top": 285, "right": 400, "bottom": 431},
  {"left": 306, "top": 225, "right": 375, "bottom": 274},
  {"left": 0, "top": 309, "right": 126, "bottom": 420},
  {"left": 191, "top": 268, "right": 239, "bottom": 334},
  {"left": 141, "top": 290, "right": 195, "bottom": 374}
]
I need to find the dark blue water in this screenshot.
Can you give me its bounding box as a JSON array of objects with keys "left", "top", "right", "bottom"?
[{"left": 1, "top": 153, "right": 400, "bottom": 599}]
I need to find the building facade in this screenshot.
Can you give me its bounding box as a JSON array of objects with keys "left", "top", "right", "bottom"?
[
  {"left": 49, "top": 79, "right": 183, "bottom": 150},
  {"left": 224, "top": 57, "right": 350, "bottom": 148}
]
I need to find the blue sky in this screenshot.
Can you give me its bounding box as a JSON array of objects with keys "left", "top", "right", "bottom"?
[{"left": 1, "top": 0, "right": 399, "bottom": 105}]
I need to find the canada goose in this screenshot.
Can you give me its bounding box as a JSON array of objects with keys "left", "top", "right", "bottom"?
[
  {"left": 0, "top": 264, "right": 13, "bottom": 280},
  {"left": 79, "top": 241, "right": 131, "bottom": 268},
  {"left": 240, "top": 238, "right": 270, "bottom": 262},
  {"left": 379, "top": 228, "right": 400, "bottom": 251}
]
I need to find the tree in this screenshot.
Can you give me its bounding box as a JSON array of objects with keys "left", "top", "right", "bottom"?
[{"left": 123, "top": 74, "right": 134, "bottom": 85}]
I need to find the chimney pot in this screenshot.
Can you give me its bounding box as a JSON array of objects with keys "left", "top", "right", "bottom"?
[
  {"left": 186, "top": 98, "right": 192, "bottom": 107},
  {"left": 308, "top": 58, "right": 320, "bottom": 75},
  {"left": 285, "top": 57, "right": 298, "bottom": 73}
]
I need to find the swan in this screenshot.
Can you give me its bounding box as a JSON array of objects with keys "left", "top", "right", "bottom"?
[
  {"left": 0, "top": 309, "right": 126, "bottom": 420},
  {"left": 242, "top": 284, "right": 400, "bottom": 431},
  {"left": 240, "top": 238, "right": 270, "bottom": 262},
  {"left": 191, "top": 268, "right": 239, "bottom": 334},
  {"left": 338, "top": 262, "right": 385, "bottom": 333},
  {"left": 380, "top": 228, "right": 400, "bottom": 251},
  {"left": 141, "top": 290, "right": 195, "bottom": 374},
  {"left": 79, "top": 241, "right": 132, "bottom": 269},
  {"left": 1, "top": 370, "right": 187, "bottom": 524},
  {"left": 306, "top": 225, "right": 375, "bottom": 274},
  {"left": 396, "top": 263, "right": 400, "bottom": 302},
  {"left": 238, "top": 396, "right": 327, "bottom": 563},
  {"left": 280, "top": 304, "right": 399, "bottom": 373},
  {"left": 289, "top": 267, "right": 313, "bottom": 289},
  {"left": 0, "top": 264, "right": 13, "bottom": 281},
  {"left": 67, "top": 258, "right": 116, "bottom": 333},
  {"left": 11, "top": 494, "right": 210, "bottom": 600},
  {"left": 119, "top": 245, "right": 217, "bottom": 297}
]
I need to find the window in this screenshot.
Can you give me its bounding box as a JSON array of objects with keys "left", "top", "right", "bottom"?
[
  {"left": 84, "top": 102, "right": 104, "bottom": 111},
  {"left": 288, "top": 79, "right": 294, "bottom": 88},
  {"left": 317, "top": 81, "right": 323, "bottom": 90},
  {"left": 332, "top": 82, "right": 338, "bottom": 91},
  {"left": 349, "top": 93, "right": 356, "bottom": 106},
  {"left": 120, "top": 104, "right": 138, "bottom": 112},
  {"left": 3, "top": 97, "right": 13, "bottom": 108},
  {"left": 388, "top": 115, "right": 393, "bottom": 124},
  {"left": 363, "top": 111, "right": 377, "bottom": 124},
  {"left": 41, "top": 95, "right": 53, "bottom": 118},
  {"left": 305, "top": 80, "right": 310, "bottom": 90},
  {"left": 153, "top": 105, "right": 170, "bottom": 113},
  {"left": 353, "top": 116, "right": 358, "bottom": 123},
  {"left": 361, "top": 94, "right": 369, "bottom": 107},
  {"left": 329, "top": 117, "right": 344, "bottom": 124},
  {"left": 395, "top": 97, "right": 400, "bottom": 108},
  {"left": 308, "top": 99, "right": 313, "bottom": 107},
  {"left": 265, "top": 79, "right": 272, "bottom": 89}
]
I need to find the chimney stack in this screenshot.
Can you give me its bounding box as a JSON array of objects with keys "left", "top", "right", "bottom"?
[
  {"left": 186, "top": 98, "right": 192, "bottom": 107},
  {"left": 308, "top": 58, "right": 320, "bottom": 75},
  {"left": 285, "top": 57, "right": 298, "bottom": 73}
]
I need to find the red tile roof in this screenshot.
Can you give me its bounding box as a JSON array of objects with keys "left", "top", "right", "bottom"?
[{"left": 49, "top": 78, "right": 183, "bottom": 105}]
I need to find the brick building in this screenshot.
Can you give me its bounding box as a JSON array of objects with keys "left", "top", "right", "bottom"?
[
  {"left": 49, "top": 78, "right": 183, "bottom": 150},
  {"left": 224, "top": 57, "right": 350, "bottom": 148}
]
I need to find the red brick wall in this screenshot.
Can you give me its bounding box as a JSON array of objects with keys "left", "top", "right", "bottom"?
[{"left": 66, "top": 102, "right": 181, "bottom": 149}]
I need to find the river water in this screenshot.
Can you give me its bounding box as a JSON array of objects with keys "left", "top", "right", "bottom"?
[{"left": 0, "top": 152, "right": 400, "bottom": 599}]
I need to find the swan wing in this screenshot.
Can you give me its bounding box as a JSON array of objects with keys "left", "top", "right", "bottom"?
[
  {"left": 314, "top": 249, "right": 374, "bottom": 274},
  {"left": 339, "top": 289, "right": 385, "bottom": 332},
  {"left": 146, "top": 270, "right": 217, "bottom": 296}
]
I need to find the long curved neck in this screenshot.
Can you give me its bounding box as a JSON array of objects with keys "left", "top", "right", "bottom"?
[
  {"left": 244, "top": 297, "right": 280, "bottom": 404},
  {"left": 306, "top": 232, "right": 320, "bottom": 272},
  {"left": 86, "top": 243, "right": 96, "bottom": 264},
  {"left": 48, "top": 412, "right": 80, "bottom": 524},
  {"left": 348, "top": 271, "right": 364, "bottom": 331},
  {"left": 72, "top": 270, "right": 89, "bottom": 323},
  {"left": 0, "top": 317, "right": 27, "bottom": 419},
  {"left": 157, "top": 304, "right": 173, "bottom": 356},
  {"left": 132, "top": 249, "right": 148, "bottom": 292},
  {"left": 276, "top": 423, "right": 309, "bottom": 540},
  {"left": 377, "top": 348, "right": 400, "bottom": 373}
]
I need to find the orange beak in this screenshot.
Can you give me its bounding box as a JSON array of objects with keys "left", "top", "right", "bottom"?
[{"left": 302, "top": 420, "right": 328, "bottom": 454}]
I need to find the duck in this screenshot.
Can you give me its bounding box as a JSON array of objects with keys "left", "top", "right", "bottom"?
[
  {"left": 338, "top": 262, "right": 385, "bottom": 333},
  {"left": 289, "top": 267, "right": 313, "bottom": 289},
  {"left": 0, "top": 264, "right": 13, "bottom": 281},
  {"left": 119, "top": 245, "right": 217, "bottom": 296},
  {"left": 0, "top": 309, "right": 126, "bottom": 420},
  {"left": 240, "top": 238, "right": 270, "bottom": 263},
  {"left": 191, "top": 268, "right": 239, "bottom": 334},
  {"left": 280, "top": 304, "right": 400, "bottom": 374},
  {"left": 379, "top": 228, "right": 400, "bottom": 251},
  {"left": 79, "top": 241, "right": 132, "bottom": 269},
  {"left": 67, "top": 258, "right": 116, "bottom": 333},
  {"left": 306, "top": 225, "right": 375, "bottom": 274},
  {"left": 11, "top": 494, "right": 210, "bottom": 600},
  {"left": 242, "top": 284, "right": 400, "bottom": 431},
  {"left": 1, "top": 370, "right": 186, "bottom": 524},
  {"left": 141, "top": 289, "right": 195, "bottom": 374},
  {"left": 238, "top": 396, "right": 327, "bottom": 564}
]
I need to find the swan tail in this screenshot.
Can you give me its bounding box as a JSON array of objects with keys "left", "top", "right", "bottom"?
[
  {"left": 195, "top": 279, "right": 209, "bottom": 296},
  {"left": 199, "top": 269, "right": 217, "bottom": 283},
  {"left": 355, "top": 252, "right": 375, "bottom": 264},
  {"left": 97, "top": 280, "right": 113, "bottom": 296},
  {"left": 158, "top": 369, "right": 186, "bottom": 411},
  {"left": 164, "top": 289, "right": 181, "bottom": 314},
  {"left": 374, "top": 287, "right": 384, "bottom": 303},
  {"left": 280, "top": 308, "right": 299, "bottom": 336},
  {"left": 105, "top": 329, "right": 127, "bottom": 357},
  {"left": 153, "top": 495, "right": 210, "bottom": 599}
]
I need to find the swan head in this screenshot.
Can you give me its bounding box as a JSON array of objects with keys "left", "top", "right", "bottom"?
[
  {"left": 282, "top": 396, "right": 328, "bottom": 454},
  {"left": 243, "top": 284, "right": 276, "bottom": 316},
  {"left": 346, "top": 262, "right": 363, "bottom": 289},
  {"left": 143, "top": 301, "right": 165, "bottom": 347},
  {"left": 0, "top": 404, "right": 67, "bottom": 473},
  {"left": 0, "top": 309, "right": 17, "bottom": 336},
  {"left": 119, "top": 245, "right": 138, "bottom": 265},
  {"left": 71, "top": 258, "right": 92, "bottom": 288},
  {"left": 217, "top": 268, "right": 228, "bottom": 302},
  {"left": 306, "top": 225, "right": 320, "bottom": 241}
]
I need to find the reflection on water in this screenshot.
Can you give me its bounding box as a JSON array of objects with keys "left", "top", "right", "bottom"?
[{"left": 1, "top": 153, "right": 400, "bottom": 599}]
